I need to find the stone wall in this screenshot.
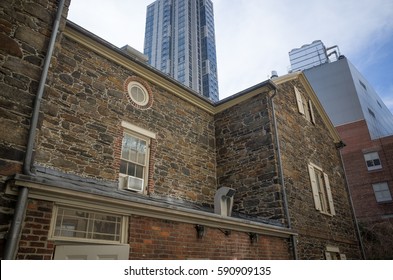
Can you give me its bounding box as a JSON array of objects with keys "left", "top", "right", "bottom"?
[
  {"left": 1, "top": 0, "right": 363, "bottom": 260},
  {"left": 0, "top": 0, "right": 70, "bottom": 257},
  {"left": 273, "top": 78, "right": 362, "bottom": 259},
  {"left": 215, "top": 93, "right": 285, "bottom": 221},
  {"left": 35, "top": 32, "right": 217, "bottom": 205}
]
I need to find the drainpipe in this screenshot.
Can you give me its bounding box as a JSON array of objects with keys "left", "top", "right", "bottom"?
[
  {"left": 3, "top": 0, "right": 66, "bottom": 260},
  {"left": 338, "top": 149, "right": 367, "bottom": 259},
  {"left": 269, "top": 89, "right": 298, "bottom": 260}
]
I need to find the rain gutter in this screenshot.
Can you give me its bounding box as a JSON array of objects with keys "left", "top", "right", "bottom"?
[
  {"left": 3, "top": 0, "right": 66, "bottom": 260},
  {"left": 270, "top": 88, "right": 299, "bottom": 260}
]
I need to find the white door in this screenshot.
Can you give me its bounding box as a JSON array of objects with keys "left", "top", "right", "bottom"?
[{"left": 54, "top": 245, "right": 129, "bottom": 260}]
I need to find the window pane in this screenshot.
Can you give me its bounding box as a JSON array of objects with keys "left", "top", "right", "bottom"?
[
  {"left": 364, "top": 152, "right": 382, "bottom": 170},
  {"left": 373, "top": 183, "right": 392, "bottom": 202},
  {"left": 120, "top": 160, "right": 127, "bottom": 174},
  {"left": 135, "top": 165, "right": 144, "bottom": 178},
  {"left": 53, "top": 207, "right": 122, "bottom": 242},
  {"left": 137, "top": 151, "right": 146, "bottom": 165},
  {"left": 129, "top": 149, "right": 137, "bottom": 162},
  {"left": 121, "top": 148, "right": 129, "bottom": 161},
  {"left": 127, "top": 163, "right": 136, "bottom": 176}
]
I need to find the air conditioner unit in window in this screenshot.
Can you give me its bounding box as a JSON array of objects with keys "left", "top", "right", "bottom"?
[{"left": 126, "top": 176, "right": 144, "bottom": 192}]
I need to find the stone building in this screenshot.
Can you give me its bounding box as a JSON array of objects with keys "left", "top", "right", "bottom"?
[
  {"left": 0, "top": 0, "right": 362, "bottom": 259},
  {"left": 289, "top": 41, "right": 393, "bottom": 259}
]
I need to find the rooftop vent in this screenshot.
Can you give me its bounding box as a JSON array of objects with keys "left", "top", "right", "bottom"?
[
  {"left": 120, "top": 45, "right": 148, "bottom": 62},
  {"left": 214, "top": 187, "right": 235, "bottom": 217}
]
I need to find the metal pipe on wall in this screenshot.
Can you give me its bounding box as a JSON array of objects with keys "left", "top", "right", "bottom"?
[
  {"left": 269, "top": 89, "right": 299, "bottom": 260},
  {"left": 3, "top": 0, "right": 66, "bottom": 260}
]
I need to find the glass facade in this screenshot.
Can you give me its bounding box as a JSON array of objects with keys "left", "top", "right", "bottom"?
[{"left": 144, "top": 0, "right": 219, "bottom": 102}]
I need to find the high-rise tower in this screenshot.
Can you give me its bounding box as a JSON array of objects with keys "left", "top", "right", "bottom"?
[{"left": 144, "top": 0, "right": 219, "bottom": 102}]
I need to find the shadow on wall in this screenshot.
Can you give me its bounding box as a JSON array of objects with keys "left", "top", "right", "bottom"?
[{"left": 359, "top": 219, "right": 393, "bottom": 259}]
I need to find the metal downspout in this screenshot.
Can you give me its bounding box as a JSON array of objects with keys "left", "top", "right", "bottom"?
[
  {"left": 270, "top": 89, "right": 299, "bottom": 260},
  {"left": 3, "top": 0, "right": 66, "bottom": 260},
  {"left": 338, "top": 149, "right": 367, "bottom": 259}
]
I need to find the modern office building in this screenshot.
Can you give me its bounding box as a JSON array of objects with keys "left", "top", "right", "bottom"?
[
  {"left": 144, "top": 0, "right": 219, "bottom": 102},
  {"left": 289, "top": 41, "right": 393, "bottom": 259}
]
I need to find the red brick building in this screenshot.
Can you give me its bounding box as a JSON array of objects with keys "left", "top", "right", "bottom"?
[
  {"left": 295, "top": 44, "right": 393, "bottom": 259},
  {"left": 337, "top": 121, "right": 393, "bottom": 258},
  {"left": 0, "top": 0, "right": 362, "bottom": 259}
]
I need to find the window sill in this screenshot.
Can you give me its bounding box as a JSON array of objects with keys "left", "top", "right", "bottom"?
[
  {"left": 367, "top": 167, "right": 383, "bottom": 172},
  {"left": 376, "top": 200, "right": 393, "bottom": 205},
  {"left": 319, "top": 210, "right": 334, "bottom": 217}
]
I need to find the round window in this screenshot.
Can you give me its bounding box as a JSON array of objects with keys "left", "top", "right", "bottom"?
[{"left": 127, "top": 82, "right": 149, "bottom": 106}]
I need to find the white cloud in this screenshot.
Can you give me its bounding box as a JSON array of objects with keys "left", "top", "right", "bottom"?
[
  {"left": 214, "top": 0, "right": 393, "bottom": 98},
  {"left": 68, "top": 0, "right": 393, "bottom": 111}
]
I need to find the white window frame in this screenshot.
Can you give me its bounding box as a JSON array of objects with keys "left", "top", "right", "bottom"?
[
  {"left": 372, "top": 182, "right": 392, "bottom": 203},
  {"left": 308, "top": 163, "right": 335, "bottom": 216},
  {"left": 49, "top": 205, "right": 128, "bottom": 244},
  {"left": 325, "top": 245, "right": 346, "bottom": 260},
  {"left": 127, "top": 81, "right": 149, "bottom": 106},
  {"left": 119, "top": 121, "right": 155, "bottom": 193},
  {"left": 364, "top": 152, "right": 382, "bottom": 171}
]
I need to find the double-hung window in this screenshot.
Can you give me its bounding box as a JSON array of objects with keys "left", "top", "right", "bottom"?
[
  {"left": 119, "top": 121, "right": 155, "bottom": 193},
  {"left": 364, "top": 152, "right": 382, "bottom": 171},
  {"left": 120, "top": 132, "right": 148, "bottom": 192},
  {"left": 308, "top": 163, "right": 335, "bottom": 215},
  {"left": 372, "top": 182, "right": 392, "bottom": 203}
]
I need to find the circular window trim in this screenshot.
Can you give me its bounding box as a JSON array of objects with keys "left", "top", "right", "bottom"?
[
  {"left": 124, "top": 76, "right": 153, "bottom": 110},
  {"left": 127, "top": 81, "right": 149, "bottom": 106}
]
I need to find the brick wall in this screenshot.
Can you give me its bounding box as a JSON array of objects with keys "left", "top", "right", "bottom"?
[
  {"left": 0, "top": 0, "right": 70, "bottom": 256},
  {"left": 16, "top": 199, "right": 291, "bottom": 260},
  {"left": 337, "top": 120, "right": 393, "bottom": 221},
  {"left": 16, "top": 200, "right": 54, "bottom": 260},
  {"left": 129, "top": 215, "right": 291, "bottom": 260}
]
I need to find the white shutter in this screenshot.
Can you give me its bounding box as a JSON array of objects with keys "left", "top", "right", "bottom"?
[
  {"left": 294, "top": 86, "right": 305, "bottom": 115},
  {"left": 324, "top": 173, "right": 335, "bottom": 215},
  {"left": 308, "top": 164, "right": 321, "bottom": 211},
  {"left": 309, "top": 100, "right": 316, "bottom": 124}
]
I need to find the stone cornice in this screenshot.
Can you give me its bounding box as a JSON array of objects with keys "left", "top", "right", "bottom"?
[
  {"left": 64, "top": 22, "right": 216, "bottom": 114},
  {"left": 7, "top": 175, "right": 296, "bottom": 239},
  {"left": 63, "top": 21, "right": 277, "bottom": 116}
]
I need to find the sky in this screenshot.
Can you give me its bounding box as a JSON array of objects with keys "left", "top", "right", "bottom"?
[{"left": 68, "top": 0, "right": 393, "bottom": 113}]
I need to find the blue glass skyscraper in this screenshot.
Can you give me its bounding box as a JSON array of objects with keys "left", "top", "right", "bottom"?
[{"left": 144, "top": 0, "right": 219, "bottom": 102}]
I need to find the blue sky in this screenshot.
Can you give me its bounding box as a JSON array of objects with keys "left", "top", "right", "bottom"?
[{"left": 68, "top": 0, "right": 393, "bottom": 114}]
